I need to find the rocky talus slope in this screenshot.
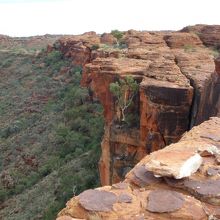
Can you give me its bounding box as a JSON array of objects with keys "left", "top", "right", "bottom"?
[
  {"left": 55, "top": 25, "right": 220, "bottom": 185},
  {"left": 57, "top": 117, "right": 220, "bottom": 220}
]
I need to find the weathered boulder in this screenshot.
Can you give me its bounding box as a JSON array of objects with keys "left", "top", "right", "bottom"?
[
  {"left": 145, "top": 147, "right": 203, "bottom": 179},
  {"left": 100, "top": 33, "right": 117, "bottom": 45},
  {"left": 164, "top": 32, "right": 203, "bottom": 48}
]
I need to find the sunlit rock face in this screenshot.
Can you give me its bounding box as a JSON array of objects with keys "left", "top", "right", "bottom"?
[
  {"left": 57, "top": 25, "right": 220, "bottom": 185},
  {"left": 181, "top": 24, "right": 220, "bottom": 48},
  {"left": 57, "top": 117, "right": 220, "bottom": 220}
]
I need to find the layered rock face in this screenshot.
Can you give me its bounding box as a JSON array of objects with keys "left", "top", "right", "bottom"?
[
  {"left": 57, "top": 25, "right": 220, "bottom": 185},
  {"left": 181, "top": 25, "right": 220, "bottom": 120},
  {"left": 57, "top": 117, "right": 220, "bottom": 220},
  {"left": 181, "top": 24, "right": 220, "bottom": 48}
]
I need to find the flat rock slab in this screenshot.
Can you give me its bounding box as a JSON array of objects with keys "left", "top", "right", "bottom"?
[
  {"left": 133, "top": 165, "right": 161, "bottom": 185},
  {"left": 78, "top": 189, "right": 117, "bottom": 212},
  {"left": 145, "top": 149, "right": 202, "bottom": 179},
  {"left": 146, "top": 190, "right": 185, "bottom": 213},
  {"left": 207, "top": 167, "right": 220, "bottom": 176},
  {"left": 118, "top": 193, "right": 133, "bottom": 203},
  {"left": 184, "top": 179, "right": 220, "bottom": 197},
  {"left": 164, "top": 177, "right": 185, "bottom": 188}
]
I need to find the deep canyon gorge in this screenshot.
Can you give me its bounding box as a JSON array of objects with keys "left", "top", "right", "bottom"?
[
  {"left": 0, "top": 24, "right": 220, "bottom": 220},
  {"left": 55, "top": 25, "right": 220, "bottom": 219}
]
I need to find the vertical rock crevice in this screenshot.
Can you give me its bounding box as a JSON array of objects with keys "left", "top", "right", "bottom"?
[
  {"left": 187, "top": 78, "right": 198, "bottom": 129},
  {"left": 163, "top": 31, "right": 220, "bottom": 128}
]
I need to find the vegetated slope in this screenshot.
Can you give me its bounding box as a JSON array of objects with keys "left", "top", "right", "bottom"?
[{"left": 0, "top": 39, "right": 104, "bottom": 220}]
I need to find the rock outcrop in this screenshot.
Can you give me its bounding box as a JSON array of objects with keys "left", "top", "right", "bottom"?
[
  {"left": 57, "top": 117, "right": 220, "bottom": 220},
  {"left": 181, "top": 24, "right": 220, "bottom": 48},
  {"left": 56, "top": 25, "right": 220, "bottom": 185}
]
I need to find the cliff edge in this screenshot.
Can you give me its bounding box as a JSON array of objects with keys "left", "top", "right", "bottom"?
[
  {"left": 55, "top": 25, "right": 220, "bottom": 185},
  {"left": 57, "top": 117, "right": 220, "bottom": 219}
]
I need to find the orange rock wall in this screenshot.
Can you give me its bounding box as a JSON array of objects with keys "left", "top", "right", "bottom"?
[{"left": 57, "top": 26, "right": 220, "bottom": 185}]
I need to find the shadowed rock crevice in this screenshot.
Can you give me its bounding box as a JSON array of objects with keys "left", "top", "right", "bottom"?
[
  {"left": 163, "top": 32, "right": 219, "bottom": 127},
  {"left": 187, "top": 78, "right": 198, "bottom": 128}
]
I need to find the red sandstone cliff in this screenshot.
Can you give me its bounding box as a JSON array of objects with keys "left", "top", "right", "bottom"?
[
  {"left": 57, "top": 117, "right": 220, "bottom": 220},
  {"left": 56, "top": 25, "right": 220, "bottom": 185},
  {"left": 181, "top": 24, "right": 220, "bottom": 48}
]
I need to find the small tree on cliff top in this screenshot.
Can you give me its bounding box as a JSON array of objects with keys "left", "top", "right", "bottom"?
[{"left": 110, "top": 76, "right": 138, "bottom": 122}]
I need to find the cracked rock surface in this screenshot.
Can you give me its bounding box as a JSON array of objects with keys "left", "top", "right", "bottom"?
[
  {"left": 58, "top": 117, "right": 220, "bottom": 220},
  {"left": 146, "top": 190, "right": 184, "bottom": 213}
]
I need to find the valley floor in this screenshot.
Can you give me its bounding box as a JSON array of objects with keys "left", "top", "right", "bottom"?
[{"left": 0, "top": 39, "right": 103, "bottom": 220}]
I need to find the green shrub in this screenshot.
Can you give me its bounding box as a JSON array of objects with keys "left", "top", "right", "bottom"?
[
  {"left": 44, "top": 50, "right": 62, "bottom": 66},
  {"left": 39, "top": 156, "right": 62, "bottom": 177},
  {"left": 0, "top": 189, "right": 8, "bottom": 202},
  {"left": 44, "top": 50, "right": 68, "bottom": 72},
  {"left": 43, "top": 201, "right": 64, "bottom": 220},
  {"left": 183, "top": 44, "right": 196, "bottom": 52},
  {"left": 0, "top": 46, "right": 104, "bottom": 219},
  {"left": 0, "top": 58, "right": 13, "bottom": 68},
  {"left": 111, "top": 30, "right": 124, "bottom": 41},
  {"left": 0, "top": 120, "right": 24, "bottom": 138},
  {"left": 110, "top": 76, "right": 138, "bottom": 122},
  {"left": 64, "top": 87, "right": 88, "bottom": 107},
  {"left": 91, "top": 44, "right": 100, "bottom": 50}
]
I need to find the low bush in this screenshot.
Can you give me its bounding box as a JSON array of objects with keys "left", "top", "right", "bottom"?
[
  {"left": 91, "top": 44, "right": 100, "bottom": 50},
  {"left": 111, "top": 29, "right": 124, "bottom": 41},
  {"left": 0, "top": 57, "right": 13, "bottom": 68},
  {"left": 44, "top": 50, "right": 68, "bottom": 72},
  {"left": 183, "top": 44, "right": 196, "bottom": 52}
]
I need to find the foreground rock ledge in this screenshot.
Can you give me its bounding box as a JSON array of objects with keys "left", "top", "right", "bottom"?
[{"left": 57, "top": 117, "right": 220, "bottom": 220}]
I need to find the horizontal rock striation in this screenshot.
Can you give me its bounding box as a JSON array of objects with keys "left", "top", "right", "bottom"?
[
  {"left": 181, "top": 24, "right": 220, "bottom": 48},
  {"left": 56, "top": 26, "right": 220, "bottom": 185},
  {"left": 57, "top": 117, "right": 220, "bottom": 220}
]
